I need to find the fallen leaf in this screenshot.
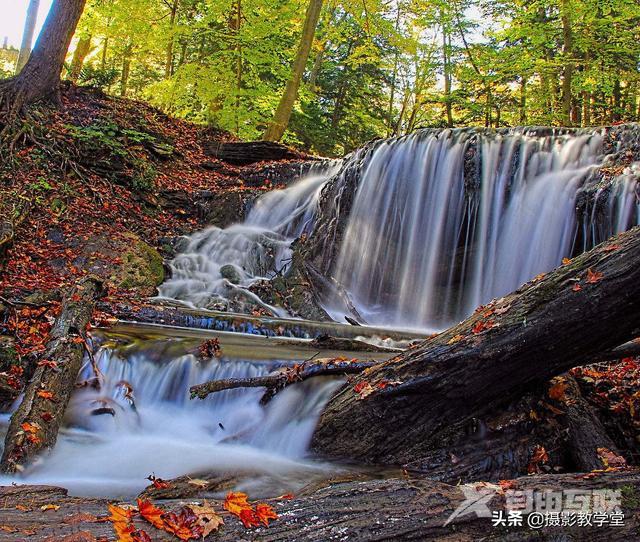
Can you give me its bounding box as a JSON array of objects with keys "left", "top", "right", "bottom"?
[
  {"left": 255, "top": 503, "right": 278, "bottom": 526},
  {"left": 223, "top": 492, "right": 252, "bottom": 517},
  {"left": 186, "top": 478, "right": 209, "bottom": 488},
  {"left": 238, "top": 508, "right": 260, "bottom": 528},
  {"left": 562, "top": 257, "right": 572, "bottom": 265},
  {"left": 472, "top": 320, "right": 494, "bottom": 334},
  {"left": 527, "top": 445, "right": 549, "bottom": 474},
  {"left": 146, "top": 474, "right": 171, "bottom": 489},
  {"left": 15, "top": 504, "right": 32, "bottom": 512},
  {"left": 572, "top": 283, "right": 582, "bottom": 292},
  {"left": 0, "top": 525, "right": 17, "bottom": 533},
  {"left": 188, "top": 500, "right": 224, "bottom": 537},
  {"left": 277, "top": 493, "right": 294, "bottom": 500},
  {"left": 137, "top": 499, "right": 164, "bottom": 530},
  {"left": 353, "top": 381, "right": 375, "bottom": 399},
  {"left": 447, "top": 334, "right": 464, "bottom": 345},
  {"left": 161, "top": 507, "right": 203, "bottom": 540},
  {"left": 597, "top": 447, "right": 627, "bottom": 469},
  {"left": 40, "top": 504, "right": 60, "bottom": 511},
  {"left": 548, "top": 380, "right": 569, "bottom": 401},
  {"left": 63, "top": 512, "right": 99, "bottom": 525},
  {"left": 586, "top": 268, "right": 604, "bottom": 284},
  {"left": 604, "top": 244, "right": 621, "bottom": 252},
  {"left": 21, "top": 421, "right": 40, "bottom": 434},
  {"left": 37, "top": 390, "right": 55, "bottom": 400}
]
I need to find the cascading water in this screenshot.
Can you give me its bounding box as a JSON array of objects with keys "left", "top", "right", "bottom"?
[
  {"left": 0, "top": 328, "right": 343, "bottom": 497},
  {"left": 158, "top": 127, "right": 638, "bottom": 332},
  {"left": 325, "top": 129, "right": 640, "bottom": 330},
  {"left": 158, "top": 164, "right": 339, "bottom": 312}
]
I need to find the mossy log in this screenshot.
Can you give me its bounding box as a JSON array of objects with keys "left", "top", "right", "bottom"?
[
  {"left": 0, "top": 277, "right": 103, "bottom": 473},
  {"left": 312, "top": 227, "right": 640, "bottom": 471}
]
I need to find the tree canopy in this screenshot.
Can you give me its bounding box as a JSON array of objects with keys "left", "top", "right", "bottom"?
[{"left": 8, "top": 0, "right": 640, "bottom": 155}]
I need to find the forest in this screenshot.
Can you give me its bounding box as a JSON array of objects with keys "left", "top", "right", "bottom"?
[{"left": 0, "top": 0, "right": 640, "bottom": 540}]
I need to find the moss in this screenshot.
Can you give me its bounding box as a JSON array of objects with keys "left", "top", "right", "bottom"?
[
  {"left": 0, "top": 340, "right": 19, "bottom": 373},
  {"left": 116, "top": 234, "right": 165, "bottom": 290},
  {"left": 621, "top": 485, "right": 640, "bottom": 509}
]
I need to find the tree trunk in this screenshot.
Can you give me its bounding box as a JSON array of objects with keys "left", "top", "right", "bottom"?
[
  {"left": 68, "top": 34, "right": 92, "bottom": 82},
  {"left": 15, "top": 0, "right": 41, "bottom": 74},
  {"left": 519, "top": 76, "right": 527, "bottom": 124},
  {"left": 1, "top": 0, "right": 87, "bottom": 114},
  {"left": 0, "top": 277, "right": 103, "bottom": 473},
  {"left": 560, "top": 0, "right": 573, "bottom": 126},
  {"left": 263, "top": 0, "right": 324, "bottom": 142},
  {"left": 312, "top": 227, "right": 640, "bottom": 469},
  {"left": 120, "top": 43, "right": 133, "bottom": 97},
  {"left": 165, "top": 0, "right": 179, "bottom": 78},
  {"left": 442, "top": 21, "right": 453, "bottom": 128}
]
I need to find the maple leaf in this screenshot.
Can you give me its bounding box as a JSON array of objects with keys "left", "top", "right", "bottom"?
[
  {"left": 146, "top": 474, "right": 171, "bottom": 489},
  {"left": 596, "top": 447, "right": 627, "bottom": 470},
  {"left": 604, "top": 244, "right": 621, "bottom": 252},
  {"left": 548, "top": 380, "right": 568, "bottom": 401},
  {"left": 108, "top": 504, "right": 134, "bottom": 525},
  {"left": 255, "top": 503, "right": 278, "bottom": 526},
  {"left": 527, "top": 445, "right": 549, "bottom": 474},
  {"left": 562, "top": 257, "right": 572, "bottom": 265},
  {"left": 188, "top": 501, "right": 224, "bottom": 537},
  {"left": 572, "top": 283, "right": 582, "bottom": 292},
  {"left": 37, "top": 359, "right": 58, "bottom": 369},
  {"left": 472, "top": 320, "right": 494, "bottom": 334},
  {"left": 276, "top": 493, "right": 294, "bottom": 500},
  {"left": 21, "top": 422, "right": 40, "bottom": 434},
  {"left": 37, "top": 390, "right": 55, "bottom": 400},
  {"left": 137, "top": 499, "right": 164, "bottom": 530},
  {"left": 353, "top": 381, "right": 375, "bottom": 399},
  {"left": 40, "top": 411, "right": 54, "bottom": 422},
  {"left": 40, "top": 504, "right": 60, "bottom": 511},
  {"left": 239, "top": 508, "right": 260, "bottom": 528},
  {"left": 223, "top": 492, "right": 252, "bottom": 517},
  {"left": 161, "top": 507, "right": 203, "bottom": 540},
  {"left": 585, "top": 268, "right": 604, "bottom": 284},
  {"left": 447, "top": 334, "right": 464, "bottom": 345}
]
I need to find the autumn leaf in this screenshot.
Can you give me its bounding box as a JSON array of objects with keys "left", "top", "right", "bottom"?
[
  {"left": 146, "top": 474, "right": 171, "bottom": 489},
  {"left": 472, "top": 320, "right": 494, "bottom": 334},
  {"left": 238, "top": 508, "right": 260, "bottom": 528},
  {"left": 137, "top": 499, "right": 164, "bottom": 530},
  {"left": 255, "top": 503, "right": 278, "bottom": 526},
  {"left": 527, "top": 445, "right": 549, "bottom": 474},
  {"left": 447, "top": 334, "right": 464, "bottom": 345},
  {"left": 562, "top": 257, "right": 572, "bottom": 265},
  {"left": 40, "top": 504, "right": 60, "bottom": 511},
  {"left": 21, "top": 422, "right": 40, "bottom": 434},
  {"left": 548, "top": 380, "right": 568, "bottom": 402},
  {"left": 604, "top": 244, "right": 621, "bottom": 252},
  {"left": 572, "top": 283, "right": 582, "bottom": 292},
  {"left": 37, "top": 390, "right": 55, "bottom": 400},
  {"left": 187, "top": 501, "right": 224, "bottom": 537},
  {"left": 353, "top": 381, "right": 375, "bottom": 399},
  {"left": 108, "top": 504, "right": 134, "bottom": 524},
  {"left": 161, "top": 507, "right": 203, "bottom": 540},
  {"left": 597, "top": 447, "right": 627, "bottom": 470},
  {"left": 40, "top": 411, "right": 54, "bottom": 422},
  {"left": 585, "top": 268, "right": 604, "bottom": 284},
  {"left": 276, "top": 493, "right": 294, "bottom": 500},
  {"left": 223, "top": 492, "right": 252, "bottom": 517}
]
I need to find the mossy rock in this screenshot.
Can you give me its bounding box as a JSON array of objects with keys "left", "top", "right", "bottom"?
[
  {"left": 0, "top": 339, "right": 19, "bottom": 373},
  {"left": 113, "top": 234, "right": 165, "bottom": 290}
]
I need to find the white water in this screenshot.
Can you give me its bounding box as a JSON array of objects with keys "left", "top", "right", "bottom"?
[
  {"left": 0, "top": 335, "right": 342, "bottom": 498},
  {"left": 158, "top": 165, "right": 339, "bottom": 312},
  {"left": 158, "top": 129, "right": 638, "bottom": 332}
]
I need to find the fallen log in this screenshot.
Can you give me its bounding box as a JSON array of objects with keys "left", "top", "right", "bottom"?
[
  {"left": 0, "top": 277, "right": 103, "bottom": 473},
  {"left": 0, "top": 470, "right": 638, "bottom": 541},
  {"left": 312, "top": 227, "right": 640, "bottom": 471},
  {"left": 190, "top": 357, "right": 376, "bottom": 403},
  {"left": 203, "top": 140, "right": 306, "bottom": 165}
]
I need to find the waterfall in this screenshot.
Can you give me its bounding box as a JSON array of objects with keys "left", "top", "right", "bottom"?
[
  {"left": 158, "top": 164, "right": 339, "bottom": 311},
  {"left": 324, "top": 129, "right": 639, "bottom": 330},
  {"left": 0, "top": 334, "right": 342, "bottom": 497},
  {"left": 159, "top": 127, "right": 639, "bottom": 332}
]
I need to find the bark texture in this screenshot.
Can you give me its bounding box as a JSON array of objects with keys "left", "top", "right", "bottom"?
[
  {"left": 0, "top": 471, "right": 638, "bottom": 541},
  {"left": 263, "top": 0, "right": 324, "bottom": 141},
  {"left": 1, "top": 0, "right": 87, "bottom": 113},
  {"left": 0, "top": 277, "right": 103, "bottom": 473},
  {"left": 15, "top": 0, "right": 42, "bottom": 74},
  {"left": 203, "top": 140, "right": 306, "bottom": 165},
  {"left": 312, "top": 227, "right": 640, "bottom": 468}
]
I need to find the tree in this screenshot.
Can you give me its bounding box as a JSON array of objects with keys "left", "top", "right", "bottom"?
[
  {"left": 263, "top": 0, "right": 324, "bottom": 141},
  {"left": 1, "top": 0, "right": 87, "bottom": 117},
  {"left": 15, "top": 0, "right": 41, "bottom": 74}
]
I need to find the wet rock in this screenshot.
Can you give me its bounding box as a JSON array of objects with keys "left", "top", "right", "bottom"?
[
  {"left": 114, "top": 234, "right": 165, "bottom": 290},
  {"left": 220, "top": 264, "right": 241, "bottom": 284}
]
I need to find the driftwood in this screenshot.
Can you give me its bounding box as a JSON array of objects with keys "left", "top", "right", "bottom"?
[
  {"left": 203, "top": 141, "right": 305, "bottom": 166},
  {"left": 190, "top": 357, "right": 377, "bottom": 403},
  {"left": 0, "top": 470, "right": 638, "bottom": 541},
  {"left": 0, "top": 277, "right": 103, "bottom": 473},
  {"left": 312, "top": 227, "right": 640, "bottom": 473}
]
